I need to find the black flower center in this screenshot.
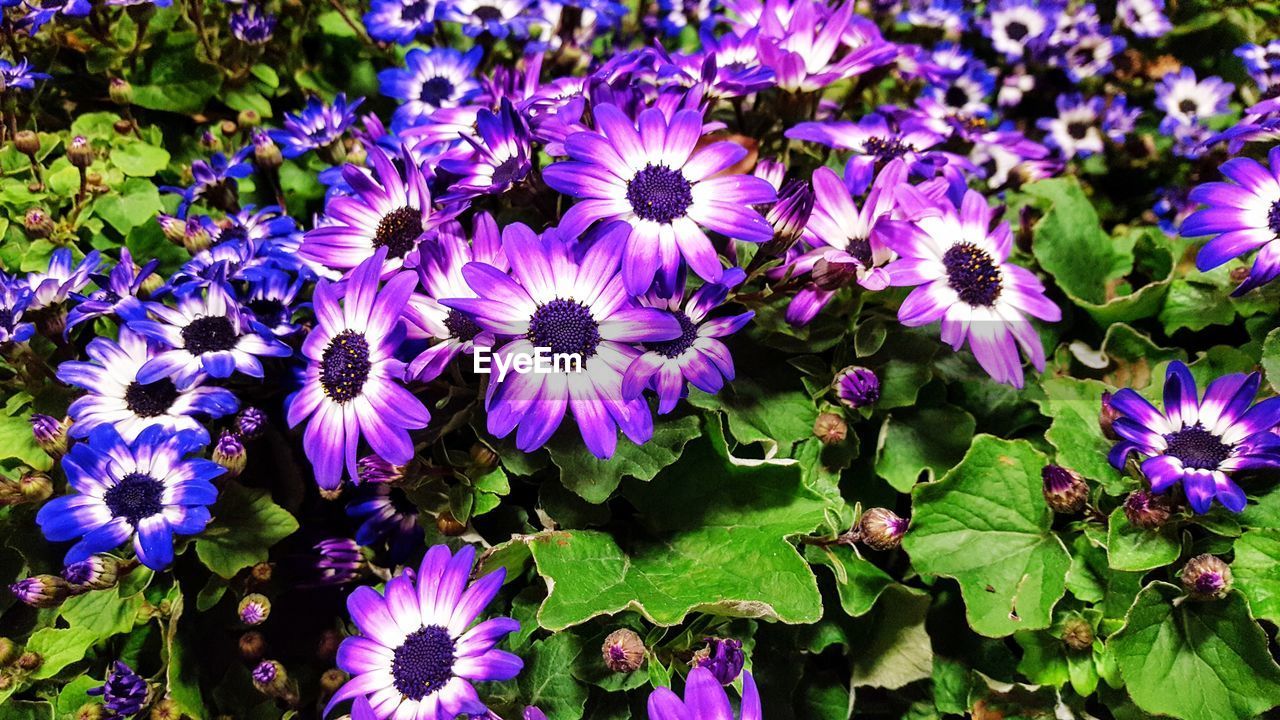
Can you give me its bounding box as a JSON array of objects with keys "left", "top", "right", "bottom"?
[
  {"left": 1178, "top": 98, "right": 1198, "bottom": 114},
  {"left": 0, "top": 308, "right": 15, "bottom": 329},
  {"left": 944, "top": 86, "right": 969, "bottom": 107},
  {"left": 846, "top": 236, "right": 872, "bottom": 266},
  {"left": 444, "top": 309, "right": 482, "bottom": 342},
  {"left": 219, "top": 226, "right": 250, "bottom": 244},
  {"left": 627, "top": 164, "right": 694, "bottom": 224},
  {"left": 320, "top": 330, "right": 371, "bottom": 403},
  {"left": 103, "top": 472, "right": 165, "bottom": 526},
  {"left": 391, "top": 626, "right": 456, "bottom": 701},
  {"left": 645, "top": 312, "right": 698, "bottom": 358},
  {"left": 473, "top": 5, "right": 505, "bottom": 21},
  {"left": 181, "top": 316, "right": 239, "bottom": 355},
  {"left": 942, "top": 242, "right": 1002, "bottom": 307},
  {"left": 1066, "top": 121, "right": 1091, "bottom": 140},
  {"left": 1267, "top": 200, "right": 1280, "bottom": 236},
  {"left": 419, "top": 76, "right": 456, "bottom": 107},
  {"left": 247, "top": 298, "right": 287, "bottom": 327},
  {"left": 1163, "top": 425, "right": 1232, "bottom": 470},
  {"left": 124, "top": 379, "right": 180, "bottom": 418},
  {"left": 1005, "top": 20, "right": 1029, "bottom": 41},
  {"left": 374, "top": 206, "right": 424, "bottom": 259},
  {"left": 402, "top": 0, "right": 432, "bottom": 22},
  {"left": 528, "top": 298, "right": 601, "bottom": 359},
  {"left": 863, "top": 136, "right": 913, "bottom": 160},
  {"left": 490, "top": 156, "right": 527, "bottom": 188}
]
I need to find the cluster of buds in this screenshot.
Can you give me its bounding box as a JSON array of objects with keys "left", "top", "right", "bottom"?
[{"left": 0, "top": 470, "right": 53, "bottom": 507}]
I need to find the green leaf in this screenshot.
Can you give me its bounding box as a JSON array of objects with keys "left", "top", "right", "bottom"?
[
  {"left": 1032, "top": 377, "right": 1126, "bottom": 494},
  {"left": 849, "top": 585, "right": 933, "bottom": 689},
  {"left": 57, "top": 583, "right": 146, "bottom": 643},
  {"left": 1025, "top": 178, "right": 1133, "bottom": 307},
  {"left": 546, "top": 415, "right": 700, "bottom": 503},
  {"left": 54, "top": 675, "right": 100, "bottom": 719},
  {"left": 110, "top": 142, "right": 171, "bottom": 177},
  {"left": 131, "top": 46, "right": 223, "bottom": 114},
  {"left": 1105, "top": 508, "right": 1181, "bottom": 571},
  {"left": 194, "top": 481, "right": 299, "bottom": 579},
  {"left": 26, "top": 627, "right": 97, "bottom": 679},
  {"left": 1231, "top": 529, "right": 1280, "bottom": 624},
  {"left": 1263, "top": 328, "right": 1280, "bottom": 394},
  {"left": 516, "top": 634, "right": 589, "bottom": 720},
  {"left": 686, "top": 377, "right": 816, "bottom": 458},
  {"left": 525, "top": 436, "right": 825, "bottom": 629},
  {"left": 874, "top": 404, "right": 975, "bottom": 492},
  {"left": 806, "top": 544, "right": 894, "bottom": 617},
  {"left": 164, "top": 587, "right": 205, "bottom": 718},
  {"left": 903, "top": 435, "right": 1070, "bottom": 637},
  {"left": 94, "top": 178, "right": 164, "bottom": 235},
  {"left": 1109, "top": 583, "right": 1280, "bottom": 720}
]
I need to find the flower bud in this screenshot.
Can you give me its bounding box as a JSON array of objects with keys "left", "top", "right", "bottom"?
[
  {"left": 345, "top": 140, "right": 367, "bottom": 167},
  {"left": 23, "top": 208, "right": 54, "bottom": 239},
  {"left": 220, "top": 120, "right": 239, "bottom": 137},
  {"left": 436, "top": 512, "right": 466, "bottom": 537},
  {"left": 19, "top": 471, "right": 52, "bottom": 503},
  {"left": 601, "top": 629, "right": 645, "bottom": 673},
  {"left": 64, "top": 555, "right": 119, "bottom": 591},
  {"left": 67, "top": 136, "right": 94, "bottom": 168},
  {"left": 238, "top": 110, "right": 261, "bottom": 129},
  {"left": 811, "top": 257, "right": 860, "bottom": 291},
  {"left": 311, "top": 538, "right": 363, "bottom": 586},
  {"left": 236, "top": 407, "right": 266, "bottom": 439},
  {"left": 150, "top": 698, "right": 179, "bottom": 720},
  {"left": 213, "top": 431, "right": 247, "bottom": 477},
  {"left": 109, "top": 78, "right": 133, "bottom": 106},
  {"left": 10, "top": 575, "right": 71, "bottom": 608},
  {"left": 759, "top": 179, "right": 813, "bottom": 258},
  {"left": 469, "top": 444, "right": 499, "bottom": 474},
  {"left": 250, "top": 562, "right": 273, "bottom": 585},
  {"left": 114, "top": 119, "right": 135, "bottom": 136},
  {"left": 238, "top": 593, "right": 271, "bottom": 625},
  {"left": 239, "top": 631, "right": 267, "bottom": 662},
  {"left": 182, "top": 217, "right": 212, "bottom": 254},
  {"left": 1061, "top": 617, "right": 1094, "bottom": 650},
  {"left": 251, "top": 660, "right": 290, "bottom": 697},
  {"left": 692, "top": 638, "right": 744, "bottom": 685},
  {"left": 0, "top": 637, "right": 18, "bottom": 665},
  {"left": 199, "top": 130, "right": 223, "bottom": 153},
  {"left": 1123, "top": 489, "right": 1172, "bottom": 529},
  {"left": 833, "top": 366, "right": 880, "bottom": 410},
  {"left": 316, "top": 628, "right": 341, "bottom": 661},
  {"left": 139, "top": 271, "right": 164, "bottom": 297},
  {"left": 357, "top": 454, "right": 404, "bottom": 484},
  {"left": 157, "top": 214, "right": 187, "bottom": 244},
  {"left": 14, "top": 130, "right": 40, "bottom": 157},
  {"left": 813, "top": 412, "right": 847, "bottom": 445},
  {"left": 75, "top": 704, "right": 106, "bottom": 720},
  {"left": 858, "top": 507, "right": 907, "bottom": 551},
  {"left": 319, "top": 668, "right": 347, "bottom": 696},
  {"left": 30, "top": 414, "right": 69, "bottom": 459},
  {"left": 16, "top": 651, "right": 42, "bottom": 671},
  {"left": 1181, "top": 554, "right": 1232, "bottom": 601},
  {"left": 252, "top": 131, "right": 282, "bottom": 171},
  {"left": 1042, "top": 465, "right": 1088, "bottom": 514},
  {"left": 1099, "top": 391, "right": 1121, "bottom": 441}
]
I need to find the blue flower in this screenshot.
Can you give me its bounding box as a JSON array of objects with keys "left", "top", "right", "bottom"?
[
  {"left": 27, "top": 248, "right": 100, "bottom": 310},
  {"left": 270, "top": 94, "right": 364, "bottom": 159},
  {"left": 0, "top": 274, "right": 36, "bottom": 345},
  {"left": 0, "top": 57, "right": 50, "bottom": 90},
  {"left": 243, "top": 267, "right": 306, "bottom": 336},
  {"left": 648, "top": 667, "right": 761, "bottom": 720},
  {"left": 66, "top": 248, "right": 158, "bottom": 333},
  {"left": 378, "top": 47, "right": 483, "bottom": 131},
  {"left": 230, "top": 4, "right": 276, "bottom": 44},
  {"left": 1107, "top": 361, "right": 1280, "bottom": 514},
  {"left": 1182, "top": 147, "right": 1280, "bottom": 294},
  {"left": 162, "top": 148, "right": 254, "bottom": 216},
  {"left": 363, "top": 0, "right": 438, "bottom": 44},
  {"left": 439, "top": 98, "right": 533, "bottom": 200},
  {"left": 88, "top": 661, "right": 149, "bottom": 716},
  {"left": 327, "top": 544, "right": 522, "bottom": 719},
  {"left": 36, "top": 425, "right": 223, "bottom": 570},
  {"left": 18, "top": 0, "right": 91, "bottom": 34},
  {"left": 439, "top": 0, "right": 541, "bottom": 39},
  {"left": 1155, "top": 68, "right": 1234, "bottom": 133},
  {"left": 346, "top": 482, "right": 423, "bottom": 562}
]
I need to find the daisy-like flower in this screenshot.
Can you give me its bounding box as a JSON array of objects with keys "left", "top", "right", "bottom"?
[
  {"left": 982, "top": 0, "right": 1059, "bottom": 61},
  {"left": 286, "top": 250, "right": 430, "bottom": 490},
  {"left": 230, "top": 4, "right": 277, "bottom": 44},
  {"left": 242, "top": 267, "right": 306, "bottom": 336},
  {"left": 670, "top": 29, "right": 776, "bottom": 99},
  {"left": 0, "top": 276, "right": 36, "bottom": 345},
  {"left": 1119, "top": 0, "right": 1172, "bottom": 38},
  {"left": 164, "top": 148, "right": 254, "bottom": 217},
  {"left": 623, "top": 269, "right": 754, "bottom": 414},
  {"left": 1182, "top": 147, "right": 1280, "bottom": 294},
  {"left": 900, "top": 0, "right": 969, "bottom": 32},
  {"left": 364, "top": 0, "right": 437, "bottom": 43},
  {"left": 543, "top": 103, "right": 776, "bottom": 295},
  {"left": 786, "top": 114, "right": 954, "bottom": 195},
  {"left": 1237, "top": 41, "right": 1280, "bottom": 91},
  {"left": 1155, "top": 68, "right": 1234, "bottom": 132},
  {"left": 66, "top": 249, "right": 158, "bottom": 332},
  {"left": 756, "top": 1, "right": 897, "bottom": 93},
  {"left": 326, "top": 544, "right": 522, "bottom": 719},
  {"left": 129, "top": 280, "right": 291, "bottom": 389},
  {"left": 302, "top": 144, "right": 447, "bottom": 277},
  {"left": 1107, "top": 361, "right": 1280, "bottom": 514},
  {"left": 880, "top": 186, "right": 1061, "bottom": 388},
  {"left": 378, "top": 47, "right": 483, "bottom": 130},
  {"left": 346, "top": 482, "right": 423, "bottom": 562},
  {"left": 1036, "top": 94, "right": 1106, "bottom": 159},
  {"left": 442, "top": 222, "right": 682, "bottom": 457},
  {"left": 439, "top": 99, "right": 533, "bottom": 200},
  {"left": 0, "top": 57, "right": 50, "bottom": 91},
  {"left": 440, "top": 0, "right": 540, "bottom": 38},
  {"left": 270, "top": 93, "right": 365, "bottom": 159},
  {"left": 405, "top": 214, "right": 507, "bottom": 382},
  {"left": 648, "top": 667, "right": 761, "bottom": 720},
  {"left": 56, "top": 328, "right": 239, "bottom": 442},
  {"left": 27, "top": 248, "right": 100, "bottom": 310},
  {"left": 36, "top": 425, "right": 223, "bottom": 571}
]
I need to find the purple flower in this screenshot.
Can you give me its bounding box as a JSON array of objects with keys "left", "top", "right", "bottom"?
[
  {"left": 1119, "top": 0, "right": 1171, "bottom": 38},
  {"left": 163, "top": 148, "right": 254, "bottom": 216},
  {"left": 1182, "top": 147, "right": 1280, "bottom": 294},
  {"left": 378, "top": 47, "right": 483, "bottom": 130},
  {"left": 286, "top": 250, "right": 430, "bottom": 489},
  {"left": 326, "top": 544, "right": 522, "bottom": 719},
  {"left": 363, "top": 0, "right": 438, "bottom": 43},
  {"left": 36, "top": 425, "right": 223, "bottom": 570},
  {"left": 440, "top": 0, "right": 540, "bottom": 38},
  {"left": 270, "top": 93, "right": 364, "bottom": 159},
  {"left": 66, "top": 248, "right": 158, "bottom": 332},
  {"left": 346, "top": 483, "right": 424, "bottom": 563},
  {"left": 439, "top": 99, "right": 533, "bottom": 199},
  {"left": 756, "top": 2, "right": 896, "bottom": 92},
  {"left": 648, "top": 667, "right": 761, "bottom": 720},
  {"left": 671, "top": 29, "right": 776, "bottom": 99},
  {"left": 982, "top": 0, "right": 1060, "bottom": 60},
  {"left": 1036, "top": 94, "right": 1106, "bottom": 159},
  {"left": 1107, "top": 361, "right": 1280, "bottom": 514},
  {"left": 0, "top": 274, "right": 36, "bottom": 345},
  {"left": 27, "top": 248, "right": 100, "bottom": 310},
  {"left": 881, "top": 186, "right": 1061, "bottom": 388},
  {"left": 900, "top": 0, "right": 969, "bottom": 32},
  {"left": 786, "top": 114, "right": 955, "bottom": 195},
  {"left": 544, "top": 103, "right": 776, "bottom": 295},
  {"left": 442, "top": 222, "right": 682, "bottom": 458},
  {"left": 230, "top": 4, "right": 277, "bottom": 44},
  {"left": 1155, "top": 68, "right": 1234, "bottom": 132},
  {"left": 834, "top": 366, "right": 880, "bottom": 409},
  {"left": 18, "top": 0, "right": 91, "bottom": 34},
  {"left": 304, "top": 537, "right": 365, "bottom": 587},
  {"left": 1237, "top": 41, "right": 1280, "bottom": 91},
  {"left": 694, "top": 638, "right": 745, "bottom": 685},
  {"left": 88, "top": 661, "right": 149, "bottom": 716},
  {"left": 0, "top": 57, "right": 50, "bottom": 91}
]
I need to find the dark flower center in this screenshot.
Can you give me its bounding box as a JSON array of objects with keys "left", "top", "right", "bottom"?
[
  {"left": 944, "top": 86, "right": 969, "bottom": 107},
  {"left": 490, "top": 156, "right": 527, "bottom": 188},
  {"left": 1163, "top": 425, "right": 1232, "bottom": 470},
  {"left": 182, "top": 316, "right": 239, "bottom": 355},
  {"left": 319, "top": 330, "right": 372, "bottom": 403},
  {"left": 419, "top": 76, "right": 456, "bottom": 107},
  {"left": 1178, "top": 98, "right": 1198, "bottom": 114},
  {"left": 942, "top": 242, "right": 1002, "bottom": 306},
  {"left": 124, "top": 379, "right": 180, "bottom": 418},
  {"left": 403, "top": 0, "right": 432, "bottom": 22},
  {"left": 0, "top": 308, "right": 16, "bottom": 329},
  {"left": 527, "top": 298, "right": 601, "bottom": 359},
  {"left": 645, "top": 312, "right": 698, "bottom": 358},
  {"left": 374, "top": 206, "right": 424, "bottom": 259},
  {"left": 1066, "top": 121, "right": 1091, "bottom": 140},
  {"left": 473, "top": 5, "right": 505, "bottom": 21},
  {"left": 247, "top": 298, "right": 287, "bottom": 327},
  {"left": 444, "top": 309, "right": 483, "bottom": 341},
  {"left": 391, "top": 626, "right": 456, "bottom": 700},
  {"left": 627, "top": 164, "right": 694, "bottom": 224},
  {"left": 219, "top": 226, "right": 250, "bottom": 244},
  {"left": 1005, "top": 20, "right": 1029, "bottom": 41},
  {"left": 103, "top": 472, "right": 165, "bottom": 526},
  {"left": 1267, "top": 200, "right": 1280, "bottom": 236},
  {"left": 863, "top": 135, "right": 913, "bottom": 160},
  {"left": 846, "top": 236, "right": 872, "bottom": 266}
]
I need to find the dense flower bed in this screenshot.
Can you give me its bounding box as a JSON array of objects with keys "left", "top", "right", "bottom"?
[{"left": 2, "top": 0, "right": 1280, "bottom": 718}]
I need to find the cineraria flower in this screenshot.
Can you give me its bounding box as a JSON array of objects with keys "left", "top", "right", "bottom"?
[
  {"left": 439, "top": 99, "right": 533, "bottom": 200},
  {"left": 1118, "top": 0, "right": 1172, "bottom": 38},
  {"left": 1237, "top": 41, "right": 1280, "bottom": 91},
  {"left": 0, "top": 57, "right": 50, "bottom": 91},
  {"left": 88, "top": 661, "right": 149, "bottom": 717},
  {"left": 544, "top": 104, "right": 776, "bottom": 295},
  {"left": 881, "top": 186, "right": 1061, "bottom": 388},
  {"left": 1036, "top": 94, "right": 1106, "bottom": 159},
  {"left": 130, "top": 281, "right": 291, "bottom": 388},
  {"left": 18, "top": 0, "right": 91, "bottom": 33},
  {"left": 230, "top": 4, "right": 277, "bottom": 45},
  {"left": 624, "top": 269, "right": 753, "bottom": 414},
  {"left": 1055, "top": 29, "right": 1124, "bottom": 83},
  {"left": 405, "top": 214, "right": 507, "bottom": 381},
  {"left": 756, "top": 2, "right": 897, "bottom": 92},
  {"left": 346, "top": 482, "right": 424, "bottom": 562},
  {"left": 286, "top": 250, "right": 430, "bottom": 489},
  {"left": 27, "top": 248, "right": 100, "bottom": 310},
  {"left": 784, "top": 162, "right": 905, "bottom": 326},
  {"left": 66, "top": 249, "right": 158, "bottom": 332},
  {"left": 1107, "top": 361, "right": 1280, "bottom": 514},
  {"left": 305, "top": 537, "right": 365, "bottom": 587},
  {"left": 242, "top": 268, "right": 306, "bottom": 335},
  {"left": 378, "top": 47, "right": 483, "bottom": 130},
  {"left": 440, "top": 0, "right": 539, "bottom": 38},
  {"left": 165, "top": 148, "right": 254, "bottom": 216},
  {"left": 694, "top": 638, "right": 745, "bottom": 685},
  {"left": 442, "top": 223, "right": 682, "bottom": 457},
  {"left": 1155, "top": 68, "right": 1233, "bottom": 132},
  {"left": 923, "top": 65, "right": 995, "bottom": 120},
  {"left": 36, "top": 425, "right": 223, "bottom": 570},
  {"left": 648, "top": 667, "right": 761, "bottom": 720},
  {"left": 982, "top": 0, "right": 1059, "bottom": 61},
  {"left": 0, "top": 275, "right": 36, "bottom": 345},
  {"left": 1182, "top": 147, "right": 1280, "bottom": 294},
  {"left": 786, "top": 113, "right": 952, "bottom": 195},
  {"left": 326, "top": 544, "right": 522, "bottom": 719},
  {"left": 302, "top": 144, "right": 447, "bottom": 277},
  {"left": 57, "top": 328, "right": 239, "bottom": 442},
  {"left": 900, "top": 0, "right": 969, "bottom": 32},
  {"left": 270, "top": 93, "right": 364, "bottom": 159},
  {"left": 666, "top": 29, "right": 775, "bottom": 99},
  {"left": 364, "top": 0, "right": 437, "bottom": 43}
]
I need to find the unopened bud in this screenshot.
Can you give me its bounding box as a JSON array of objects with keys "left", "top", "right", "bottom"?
[
  {"left": 212, "top": 431, "right": 247, "bottom": 477},
  {"left": 29, "top": 414, "right": 69, "bottom": 458},
  {"left": 1061, "top": 617, "right": 1094, "bottom": 650},
  {"left": 238, "top": 593, "right": 271, "bottom": 625},
  {"left": 833, "top": 366, "right": 880, "bottom": 410},
  {"left": 114, "top": 119, "right": 135, "bottom": 136},
  {"left": 24, "top": 208, "right": 54, "bottom": 239},
  {"left": 64, "top": 555, "right": 119, "bottom": 591},
  {"left": 811, "top": 257, "right": 859, "bottom": 291},
  {"left": 1124, "top": 489, "right": 1172, "bottom": 529},
  {"left": 692, "top": 638, "right": 744, "bottom": 684},
  {"left": 1042, "top": 465, "right": 1088, "bottom": 514},
  {"left": 250, "top": 562, "right": 272, "bottom": 585},
  {"left": 601, "top": 629, "right": 645, "bottom": 673},
  {"left": 1230, "top": 266, "right": 1251, "bottom": 285},
  {"left": 251, "top": 660, "right": 289, "bottom": 696},
  {"left": 67, "top": 136, "right": 94, "bottom": 168},
  {"left": 469, "top": 444, "right": 499, "bottom": 473},
  {"left": 237, "top": 407, "right": 266, "bottom": 439},
  {"left": 0, "top": 637, "right": 18, "bottom": 665},
  {"left": 252, "top": 131, "right": 282, "bottom": 171},
  {"left": 813, "top": 412, "right": 847, "bottom": 445},
  {"left": 1181, "top": 554, "right": 1232, "bottom": 601},
  {"left": 16, "top": 651, "right": 42, "bottom": 671},
  {"left": 220, "top": 120, "right": 238, "bottom": 136},
  {"left": 182, "top": 217, "right": 212, "bottom": 254},
  {"left": 345, "top": 140, "right": 366, "bottom": 166},
  {"left": 19, "top": 471, "right": 52, "bottom": 502},
  {"left": 1099, "top": 391, "right": 1121, "bottom": 441},
  {"left": 759, "top": 179, "right": 813, "bottom": 258},
  {"left": 10, "top": 575, "right": 71, "bottom": 608},
  {"left": 319, "top": 668, "right": 347, "bottom": 696},
  {"left": 357, "top": 454, "right": 404, "bottom": 484},
  {"left": 316, "top": 628, "right": 341, "bottom": 662},
  {"left": 109, "top": 78, "right": 134, "bottom": 106},
  {"left": 858, "top": 507, "right": 907, "bottom": 551},
  {"left": 199, "top": 130, "right": 223, "bottom": 153},
  {"left": 14, "top": 130, "right": 40, "bottom": 157},
  {"left": 239, "top": 631, "right": 267, "bottom": 662},
  {"left": 157, "top": 214, "right": 187, "bottom": 244},
  {"left": 436, "top": 512, "right": 466, "bottom": 537},
  {"left": 238, "top": 110, "right": 261, "bottom": 129},
  {"left": 76, "top": 703, "right": 107, "bottom": 720},
  {"left": 149, "top": 698, "right": 179, "bottom": 720}
]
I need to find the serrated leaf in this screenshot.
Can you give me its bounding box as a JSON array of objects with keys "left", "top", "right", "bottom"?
[
  {"left": 1105, "top": 508, "right": 1181, "bottom": 571},
  {"left": 194, "top": 481, "right": 299, "bottom": 579},
  {"left": 874, "top": 404, "right": 974, "bottom": 492},
  {"left": 1231, "top": 529, "right": 1280, "bottom": 623},
  {"left": 547, "top": 415, "right": 700, "bottom": 503}
]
